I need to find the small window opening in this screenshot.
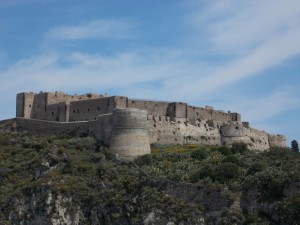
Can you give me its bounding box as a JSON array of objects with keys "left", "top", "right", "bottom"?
[
  {"left": 73, "top": 110, "right": 75, "bottom": 113},
  {"left": 97, "top": 107, "right": 100, "bottom": 111},
  {"left": 37, "top": 104, "right": 39, "bottom": 108},
  {"left": 88, "top": 108, "right": 90, "bottom": 111},
  {"left": 236, "top": 127, "right": 239, "bottom": 130},
  {"left": 52, "top": 112, "right": 54, "bottom": 116}
]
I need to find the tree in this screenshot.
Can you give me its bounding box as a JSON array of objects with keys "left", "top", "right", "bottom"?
[{"left": 291, "top": 140, "right": 299, "bottom": 153}]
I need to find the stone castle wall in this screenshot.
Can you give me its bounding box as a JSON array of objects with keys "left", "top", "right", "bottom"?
[
  {"left": 17, "top": 92, "right": 241, "bottom": 125},
  {"left": 147, "top": 115, "right": 221, "bottom": 146},
  {"left": 269, "top": 134, "right": 287, "bottom": 148},
  {"left": 220, "top": 122, "right": 271, "bottom": 150},
  {"left": 14, "top": 91, "right": 287, "bottom": 156}
]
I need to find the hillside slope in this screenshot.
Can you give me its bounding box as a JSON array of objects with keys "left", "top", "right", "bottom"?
[{"left": 0, "top": 130, "right": 299, "bottom": 225}]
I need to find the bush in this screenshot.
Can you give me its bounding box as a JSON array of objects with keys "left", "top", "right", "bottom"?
[
  {"left": 57, "top": 147, "right": 65, "bottom": 155},
  {"left": 216, "top": 146, "right": 232, "bottom": 156},
  {"left": 135, "top": 154, "right": 153, "bottom": 166},
  {"left": 222, "top": 155, "right": 240, "bottom": 165},
  {"left": 190, "top": 165, "right": 212, "bottom": 182},
  {"left": 276, "top": 197, "right": 300, "bottom": 224},
  {"left": 212, "top": 162, "right": 240, "bottom": 183},
  {"left": 231, "top": 142, "right": 248, "bottom": 154},
  {"left": 190, "top": 147, "right": 208, "bottom": 160},
  {"left": 246, "top": 161, "right": 266, "bottom": 175},
  {"left": 267, "top": 146, "right": 292, "bottom": 156}
]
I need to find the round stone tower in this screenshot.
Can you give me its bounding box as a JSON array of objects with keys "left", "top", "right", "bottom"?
[
  {"left": 220, "top": 122, "right": 250, "bottom": 146},
  {"left": 109, "top": 108, "right": 151, "bottom": 161}
]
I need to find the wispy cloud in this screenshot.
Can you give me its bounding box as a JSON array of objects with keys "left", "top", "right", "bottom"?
[
  {"left": 218, "top": 89, "right": 300, "bottom": 123},
  {"left": 1, "top": 0, "right": 300, "bottom": 139},
  {"left": 189, "top": 0, "right": 300, "bottom": 55},
  {"left": 166, "top": 0, "right": 300, "bottom": 99},
  {"left": 47, "top": 19, "right": 136, "bottom": 40}
]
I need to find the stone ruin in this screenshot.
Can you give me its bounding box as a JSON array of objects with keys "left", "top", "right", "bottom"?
[{"left": 10, "top": 91, "right": 286, "bottom": 161}]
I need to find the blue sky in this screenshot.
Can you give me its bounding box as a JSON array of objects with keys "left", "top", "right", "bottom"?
[{"left": 0, "top": 0, "right": 300, "bottom": 146}]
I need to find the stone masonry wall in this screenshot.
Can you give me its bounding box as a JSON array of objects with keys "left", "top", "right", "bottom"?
[
  {"left": 15, "top": 118, "right": 97, "bottom": 137},
  {"left": 69, "top": 98, "right": 111, "bottom": 122},
  {"left": 269, "top": 134, "right": 287, "bottom": 148},
  {"left": 127, "top": 99, "right": 170, "bottom": 117},
  {"left": 221, "top": 122, "right": 270, "bottom": 151},
  {"left": 15, "top": 92, "right": 286, "bottom": 151},
  {"left": 147, "top": 115, "right": 221, "bottom": 145}
]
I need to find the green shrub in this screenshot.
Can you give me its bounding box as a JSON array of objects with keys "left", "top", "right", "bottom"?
[
  {"left": 190, "top": 147, "right": 208, "bottom": 160},
  {"left": 216, "top": 146, "right": 232, "bottom": 156},
  {"left": 266, "top": 146, "right": 292, "bottom": 156},
  {"left": 222, "top": 155, "right": 240, "bottom": 165},
  {"left": 231, "top": 142, "right": 248, "bottom": 154},
  {"left": 135, "top": 154, "right": 153, "bottom": 166},
  {"left": 57, "top": 147, "right": 65, "bottom": 155},
  {"left": 276, "top": 197, "right": 300, "bottom": 224},
  {"left": 246, "top": 161, "right": 266, "bottom": 175},
  {"left": 190, "top": 165, "right": 212, "bottom": 182},
  {"left": 169, "top": 170, "right": 183, "bottom": 182},
  {"left": 212, "top": 162, "right": 240, "bottom": 183}
]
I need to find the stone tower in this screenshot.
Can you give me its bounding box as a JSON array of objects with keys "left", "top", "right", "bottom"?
[{"left": 109, "top": 108, "right": 151, "bottom": 161}]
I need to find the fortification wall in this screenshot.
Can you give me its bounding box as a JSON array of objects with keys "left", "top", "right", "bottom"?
[
  {"left": 15, "top": 118, "right": 97, "bottom": 137},
  {"left": 95, "top": 114, "right": 112, "bottom": 145},
  {"left": 69, "top": 98, "right": 111, "bottom": 122},
  {"left": 127, "top": 99, "right": 170, "bottom": 116},
  {"left": 247, "top": 128, "right": 270, "bottom": 150},
  {"left": 109, "top": 108, "right": 151, "bottom": 161},
  {"left": 220, "top": 122, "right": 270, "bottom": 150},
  {"left": 269, "top": 134, "right": 287, "bottom": 148},
  {"left": 17, "top": 92, "right": 111, "bottom": 122},
  {"left": 16, "top": 93, "right": 36, "bottom": 118},
  {"left": 68, "top": 96, "right": 127, "bottom": 122},
  {"left": 14, "top": 92, "right": 286, "bottom": 152},
  {"left": 147, "top": 115, "right": 221, "bottom": 145}
]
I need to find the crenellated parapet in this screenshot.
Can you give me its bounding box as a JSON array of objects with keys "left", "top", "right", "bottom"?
[{"left": 13, "top": 91, "right": 286, "bottom": 160}]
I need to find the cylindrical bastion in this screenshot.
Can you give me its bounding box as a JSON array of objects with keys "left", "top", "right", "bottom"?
[{"left": 109, "top": 108, "right": 151, "bottom": 161}]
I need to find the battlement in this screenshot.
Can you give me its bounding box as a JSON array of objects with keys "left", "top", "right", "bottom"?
[
  {"left": 13, "top": 91, "right": 286, "bottom": 161},
  {"left": 16, "top": 91, "right": 241, "bottom": 124}
]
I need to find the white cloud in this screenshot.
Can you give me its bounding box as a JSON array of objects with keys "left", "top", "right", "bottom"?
[
  {"left": 189, "top": 0, "right": 300, "bottom": 55},
  {"left": 164, "top": 0, "right": 300, "bottom": 100},
  {"left": 47, "top": 19, "right": 136, "bottom": 40},
  {"left": 1, "top": 0, "right": 300, "bottom": 130},
  {"left": 218, "top": 89, "right": 300, "bottom": 123}
]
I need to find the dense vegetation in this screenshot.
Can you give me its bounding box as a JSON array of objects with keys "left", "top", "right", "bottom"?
[{"left": 0, "top": 130, "right": 300, "bottom": 225}]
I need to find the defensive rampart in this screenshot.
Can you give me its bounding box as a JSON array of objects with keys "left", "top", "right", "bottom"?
[{"left": 12, "top": 91, "right": 287, "bottom": 160}]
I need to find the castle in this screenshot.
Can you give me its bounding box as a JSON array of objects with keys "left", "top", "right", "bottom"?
[{"left": 12, "top": 91, "right": 286, "bottom": 161}]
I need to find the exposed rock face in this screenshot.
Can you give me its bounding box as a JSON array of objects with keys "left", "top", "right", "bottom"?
[{"left": 6, "top": 187, "right": 83, "bottom": 225}]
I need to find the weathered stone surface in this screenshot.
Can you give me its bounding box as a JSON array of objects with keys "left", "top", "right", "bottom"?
[{"left": 9, "top": 91, "right": 287, "bottom": 160}]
